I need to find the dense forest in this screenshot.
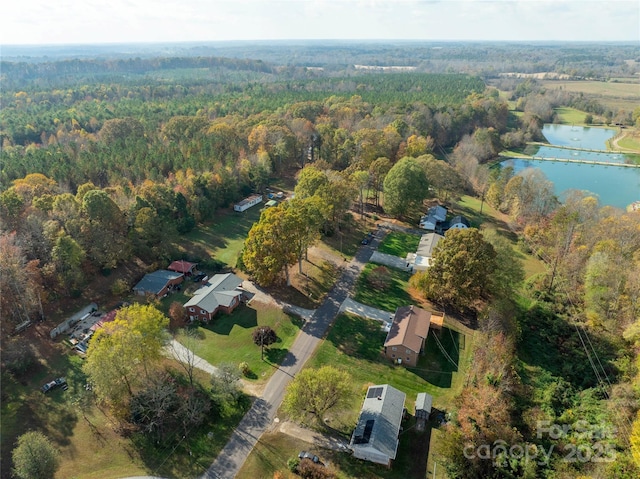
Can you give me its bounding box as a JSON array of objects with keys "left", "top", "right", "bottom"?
[{"left": 1, "top": 42, "right": 639, "bottom": 479}]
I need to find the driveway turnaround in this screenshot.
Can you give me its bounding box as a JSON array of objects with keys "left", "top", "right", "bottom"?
[{"left": 200, "top": 231, "right": 382, "bottom": 479}]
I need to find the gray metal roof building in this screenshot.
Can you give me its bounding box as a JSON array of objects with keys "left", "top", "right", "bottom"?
[{"left": 350, "top": 384, "right": 406, "bottom": 466}]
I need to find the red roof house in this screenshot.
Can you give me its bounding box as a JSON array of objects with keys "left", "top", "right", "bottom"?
[{"left": 168, "top": 260, "right": 197, "bottom": 275}]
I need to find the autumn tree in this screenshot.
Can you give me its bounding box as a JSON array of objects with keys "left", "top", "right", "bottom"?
[
  {"left": 0, "top": 232, "right": 43, "bottom": 327},
  {"left": 253, "top": 325, "right": 277, "bottom": 360},
  {"left": 418, "top": 155, "right": 466, "bottom": 202},
  {"left": 283, "top": 196, "right": 327, "bottom": 274},
  {"left": 368, "top": 157, "right": 392, "bottom": 208},
  {"left": 351, "top": 170, "right": 369, "bottom": 218},
  {"left": 414, "top": 228, "right": 497, "bottom": 311},
  {"left": 382, "top": 156, "right": 429, "bottom": 218},
  {"left": 83, "top": 304, "right": 169, "bottom": 410},
  {"left": 11, "top": 431, "right": 60, "bottom": 479},
  {"left": 242, "top": 206, "right": 297, "bottom": 286},
  {"left": 81, "top": 189, "right": 129, "bottom": 269},
  {"left": 282, "top": 366, "right": 352, "bottom": 426}
]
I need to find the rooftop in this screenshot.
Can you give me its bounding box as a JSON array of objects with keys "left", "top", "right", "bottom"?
[{"left": 384, "top": 305, "right": 432, "bottom": 353}]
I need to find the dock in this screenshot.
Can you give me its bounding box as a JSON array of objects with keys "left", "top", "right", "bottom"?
[
  {"left": 528, "top": 156, "right": 640, "bottom": 168},
  {"left": 527, "top": 142, "right": 625, "bottom": 155}
]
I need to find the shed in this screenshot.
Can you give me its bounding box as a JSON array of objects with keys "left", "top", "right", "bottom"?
[
  {"left": 415, "top": 392, "right": 433, "bottom": 419},
  {"left": 168, "top": 260, "right": 197, "bottom": 275}
]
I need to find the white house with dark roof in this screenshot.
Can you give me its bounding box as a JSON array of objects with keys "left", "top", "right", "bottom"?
[
  {"left": 349, "top": 384, "right": 406, "bottom": 466},
  {"left": 184, "top": 273, "right": 244, "bottom": 321},
  {"left": 419, "top": 205, "right": 447, "bottom": 231},
  {"left": 447, "top": 215, "right": 470, "bottom": 229}
]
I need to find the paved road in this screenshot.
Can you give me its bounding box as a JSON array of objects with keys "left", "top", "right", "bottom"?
[{"left": 200, "top": 231, "right": 383, "bottom": 479}]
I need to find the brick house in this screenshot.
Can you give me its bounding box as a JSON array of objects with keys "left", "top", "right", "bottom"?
[
  {"left": 383, "top": 305, "right": 443, "bottom": 367},
  {"left": 183, "top": 273, "right": 244, "bottom": 322}
]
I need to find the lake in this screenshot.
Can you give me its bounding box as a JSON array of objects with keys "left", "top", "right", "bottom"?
[{"left": 500, "top": 124, "right": 640, "bottom": 209}]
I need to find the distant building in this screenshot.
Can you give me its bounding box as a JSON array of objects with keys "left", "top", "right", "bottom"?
[
  {"left": 234, "top": 194, "right": 263, "bottom": 212},
  {"left": 419, "top": 205, "right": 447, "bottom": 231},
  {"left": 133, "top": 270, "right": 184, "bottom": 297},
  {"left": 350, "top": 384, "right": 406, "bottom": 466},
  {"left": 447, "top": 215, "right": 470, "bottom": 230}
]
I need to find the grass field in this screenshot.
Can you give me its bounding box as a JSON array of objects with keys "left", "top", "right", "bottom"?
[
  {"left": 377, "top": 231, "right": 421, "bottom": 257},
  {"left": 541, "top": 80, "right": 640, "bottom": 99},
  {"left": 179, "top": 206, "right": 263, "bottom": 268},
  {"left": 353, "top": 263, "right": 413, "bottom": 312},
  {"left": 176, "top": 304, "right": 302, "bottom": 381},
  {"left": 542, "top": 80, "right": 640, "bottom": 111},
  {"left": 616, "top": 129, "right": 640, "bottom": 152},
  {"left": 553, "top": 107, "right": 593, "bottom": 125}
]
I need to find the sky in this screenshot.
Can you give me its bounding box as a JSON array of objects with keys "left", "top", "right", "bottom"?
[{"left": 2, "top": 0, "right": 639, "bottom": 46}]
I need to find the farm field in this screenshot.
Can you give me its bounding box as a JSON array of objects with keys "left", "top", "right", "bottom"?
[{"left": 541, "top": 79, "right": 640, "bottom": 111}]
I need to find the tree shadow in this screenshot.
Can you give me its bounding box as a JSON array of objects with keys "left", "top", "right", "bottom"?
[
  {"left": 203, "top": 305, "right": 258, "bottom": 336},
  {"left": 264, "top": 347, "right": 289, "bottom": 365},
  {"left": 408, "top": 327, "right": 460, "bottom": 388}
]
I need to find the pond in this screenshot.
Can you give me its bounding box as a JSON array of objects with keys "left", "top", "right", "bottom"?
[{"left": 500, "top": 124, "right": 640, "bottom": 209}]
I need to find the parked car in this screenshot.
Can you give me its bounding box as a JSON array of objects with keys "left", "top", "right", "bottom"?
[
  {"left": 298, "top": 451, "right": 320, "bottom": 463},
  {"left": 192, "top": 273, "right": 207, "bottom": 282},
  {"left": 361, "top": 237, "right": 370, "bottom": 245},
  {"left": 41, "top": 377, "right": 67, "bottom": 393}
]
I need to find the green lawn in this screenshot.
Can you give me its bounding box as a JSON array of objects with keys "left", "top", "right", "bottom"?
[
  {"left": 553, "top": 107, "right": 592, "bottom": 125},
  {"left": 241, "top": 313, "right": 477, "bottom": 479},
  {"left": 176, "top": 303, "right": 302, "bottom": 381},
  {"left": 179, "top": 206, "right": 263, "bottom": 268},
  {"left": 308, "top": 314, "right": 472, "bottom": 430},
  {"left": 377, "top": 231, "right": 421, "bottom": 257},
  {"left": 617, "top": 130, "right": 640, "bottom": 152},
  {"left": 353, "top": 263, "right": 413, "bottom": 312}
]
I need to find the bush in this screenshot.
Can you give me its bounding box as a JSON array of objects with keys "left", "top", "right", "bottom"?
[
  {"left": 298, "top": 459, "right": 334, "bottom": 479},
  {"left": 287, "top": 457, "right": 300, "bottom": 472},
  {"left": 12, "top": 431, "right": 60, "bottom": 479},
  {"left": 239, "top": 361, "right": 251, "bottom": 377},
  {"left": 111, "top": 278, "right": 129, "bottom": 296}
]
